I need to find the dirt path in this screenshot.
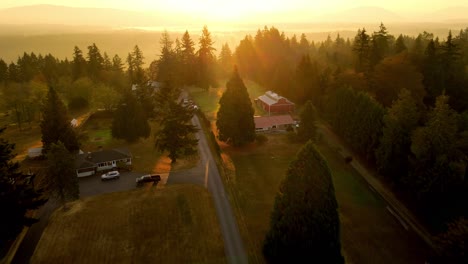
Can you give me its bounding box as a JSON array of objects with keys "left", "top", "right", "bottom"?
[{"left": 317, "top": 122, "right": 436, "bottom": 251}]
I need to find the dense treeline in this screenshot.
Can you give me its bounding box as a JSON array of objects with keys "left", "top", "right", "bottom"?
[{"left": 233, "top": 24, "right": 468, "bottom": 259}]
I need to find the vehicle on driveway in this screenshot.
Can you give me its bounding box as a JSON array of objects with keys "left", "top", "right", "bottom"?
[
  {"left": 136, "top": 174, "right": 161, "bottom": 186},
  {"left": 101, "top": 170, "right": 120, "bottom": 181}
]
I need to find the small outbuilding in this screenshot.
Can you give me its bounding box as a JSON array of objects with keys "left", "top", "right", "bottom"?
[{"left": 254, "top": 115, "right": 295, "bottom": 133}]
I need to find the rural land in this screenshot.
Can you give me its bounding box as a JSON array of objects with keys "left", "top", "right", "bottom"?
[{"left": 1, "top": 2, "right": 467, "bottom": 264}]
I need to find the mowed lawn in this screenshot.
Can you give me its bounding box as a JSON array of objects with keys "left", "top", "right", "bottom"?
[{"left": 31, "top": 184, "right": 226, "bottom": 263}]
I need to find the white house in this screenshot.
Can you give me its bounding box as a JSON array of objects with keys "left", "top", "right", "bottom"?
[{"left": 75, "top": 148, "right": 132, "bottom": 177}]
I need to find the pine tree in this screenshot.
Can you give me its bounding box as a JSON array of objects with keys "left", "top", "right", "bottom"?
[
  {"left": 111, "top": 92, "right": 150, "bottom": 142},
  {"left": 45, "top": 141, "right": 79, "bottom": 207},
  {"left": 218, "top": 43, "right": 234, "bottom": 78},
  {"left": 216, "top": 68, "right": 255, "bottom": 146},
  {"left": 40, "top": 87, "right": 80, "bottom": 154},
  {"left": 297, "top": 100, "right": 318, "bottom": 142},
  {"left": 127, "top": 45, "right": 145, "bottom": 85},
  {"left": 263, "top": 141, "right": 343, "bottom": 263},
  {"left": 155, "top": 100, "right": 198, "bottom": 163},
  {"left": 0, "top": 127, "right": 47, "bottom": 245}
]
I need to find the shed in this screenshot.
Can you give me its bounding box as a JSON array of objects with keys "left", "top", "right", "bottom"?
[{"left": 254, "top": 115, "right": 295, "bottom": 132}]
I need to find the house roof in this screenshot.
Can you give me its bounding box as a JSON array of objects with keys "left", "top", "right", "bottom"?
[
  {"left": 257, "top": 91, "right": 294, "bottom": 106},
  {"left": 75, "top": 148, "right": 131, "bottom": 169},
  {"left": 254, "top": 115, "right": 295, "bottom": 129}
]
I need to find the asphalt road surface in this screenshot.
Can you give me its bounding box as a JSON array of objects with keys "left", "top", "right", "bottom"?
[{"left": 191, "top": 114, "right": 248, "bottom": 264}]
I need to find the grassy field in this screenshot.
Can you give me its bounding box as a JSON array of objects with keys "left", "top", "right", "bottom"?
[
  {"left": 188, "top": 82, "right": 431, "bottom": 263},
  {"left": 31, "top": 184, "right": 226, "bottom": 263}
]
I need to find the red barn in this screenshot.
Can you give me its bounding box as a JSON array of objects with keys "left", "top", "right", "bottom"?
[{"left": 256, "top": 91, "right": 295, "bottom": 115}]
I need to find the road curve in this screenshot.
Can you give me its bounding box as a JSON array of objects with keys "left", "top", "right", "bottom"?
[{"left": 192, "top": 115, "right": 248, "bottom": 264}]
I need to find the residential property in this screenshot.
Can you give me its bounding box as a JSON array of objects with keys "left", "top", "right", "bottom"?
[
  {"left": 75, "top": 148, "right": 132, "bottom": 177},
  {"left": 255, "top": 91, "right": 295, "bottom": 115},
  {"left": 254, "top": 115, "right": 296, "bottom": 132}
]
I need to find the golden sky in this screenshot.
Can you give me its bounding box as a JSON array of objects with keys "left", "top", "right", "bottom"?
[{"left": 1, "top": 0, "right": 467, "bottom": 22}]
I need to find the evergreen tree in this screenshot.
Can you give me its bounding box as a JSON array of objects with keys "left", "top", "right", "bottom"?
[
  {"left": 263, "top": 141, "right": 343, "bottom": 263},
  {"left": 216, "top": 68, "right": 255, "bottom": 146},
  {"left": 297, "top": 100, "right": 318, "bottom": 142},
  {"left": 180, "top": 30, "right": 197, "bottom": 86},
  {"left": 218, "top": 43, "right": 234, "bottom": 78},
  {"left": 72, "top": 46, "right": 87, "bottom": 80},
  {"left": 375, "top": 89, "right": 420, "bottom": 184},
  {"left": 127, "top": 45, "right": 145, "bottom": 85},
  {"left": 409, "top": 94, "right": 463, "bottom": 212},
  {"left": 87, "top": 43, "right": 104, "bottom": 81},
  {"left": 111, "top": 92, "right": 150, "bottom": 142},
  {"left": 40, "top": 87, "right": 80, "bottom": 154},
  {"left": 0, "top": 127, "right": 47, "bottom": 245},
  {"left": 112, "top": 54, "right": 124, "bottom": 73},
  {"left": 353, "top": 28, "right": 371, "bottom": 72},
  {"left": 45, "top": 141, "right": 79, "bottom": 207},
  {"left": 197, "top": 26, "right": 217, "bottom": 91},
  {"left": 394, "top": 34, "right": 407, "bottom": 54},
  {"left": 155, "top": 100, "right": 198, "bottom": 163},
  {"left": 370, "top": 23, "right": 391, "bottom": 67},
  {"left": 156, "top": 31, "right": 177, "bottom": 84}
]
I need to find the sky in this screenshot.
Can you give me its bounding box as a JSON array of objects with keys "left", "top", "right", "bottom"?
[{"left": 0, "top": 0, "right": 466, "bottom": 22}]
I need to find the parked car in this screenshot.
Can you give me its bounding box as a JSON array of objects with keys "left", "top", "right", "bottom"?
[
  {"left": 101, "top": 170, "right": 120, "bottom": 181},
  {"left": 136, "top": 174, "right": 161, "bottom": 185}
]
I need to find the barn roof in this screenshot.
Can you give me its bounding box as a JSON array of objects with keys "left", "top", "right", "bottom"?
[
  {"left": 254, "top": 115, "right": 295, "bottom": 129},
  {"left": 257, "top": 91, "right": 294, "bottom": 106}
]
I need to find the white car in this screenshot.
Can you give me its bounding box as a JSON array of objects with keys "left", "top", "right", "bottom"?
[{"left": 101, "top": 170, "right": 120, "bottom": 181}]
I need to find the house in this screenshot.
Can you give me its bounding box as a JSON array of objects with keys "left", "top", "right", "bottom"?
[
  {"left": 75, "top": 148, "right": 132, "bottom": 177},
  {"left": 255, "top": 91, "right": 295, "bottom": 115},
  {"left": 254, "top": 115, "right": 295, "bottom": 132}
]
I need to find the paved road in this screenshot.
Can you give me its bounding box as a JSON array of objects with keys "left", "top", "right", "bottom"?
[{"left": 191, "top": 114, "right": 248, "bottom": 264}]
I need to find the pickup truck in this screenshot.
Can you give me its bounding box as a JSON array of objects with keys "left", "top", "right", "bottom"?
[{"left": 136, "top": 174, "right": 161, "bottom": 186}]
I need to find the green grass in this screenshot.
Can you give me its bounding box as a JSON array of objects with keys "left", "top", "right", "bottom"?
[{"left": 31, "top": 184, "right": 226, "bottom": 263}]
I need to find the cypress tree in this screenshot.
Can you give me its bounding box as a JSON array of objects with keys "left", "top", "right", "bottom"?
[
  {"left": 216, "top": 67, "right": 255, "bottom": 146},
  {"left": 263, "top": 141, "right": 343, "bottom": 263}
]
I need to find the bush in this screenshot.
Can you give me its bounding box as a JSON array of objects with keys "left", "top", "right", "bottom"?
[{"left": 256, "top": 134, "right": 268, "bottom": 145}]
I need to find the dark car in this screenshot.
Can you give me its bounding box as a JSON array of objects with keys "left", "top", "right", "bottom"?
[{"left": 136, "top": 174, "right": 161, "bottom": 186}]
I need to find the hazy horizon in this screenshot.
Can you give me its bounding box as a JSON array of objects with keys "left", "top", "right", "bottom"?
[{"left": 0, "top": 1, "right": 467, "bottom": 24}]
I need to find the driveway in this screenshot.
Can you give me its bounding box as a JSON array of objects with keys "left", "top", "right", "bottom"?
[{"left": 79, "top": 171, "right": 150, "bottom": 198}]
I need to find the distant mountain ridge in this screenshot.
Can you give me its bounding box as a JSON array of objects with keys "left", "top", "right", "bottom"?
[
  {"left": 319, "top": 6, "right": 403, "bottom": 23},
  {"left": 0, "top": 4, "right": 467, "bottom": 26},
  {"left": 0, "top": 4, "right": 171, "bottom": 27}
]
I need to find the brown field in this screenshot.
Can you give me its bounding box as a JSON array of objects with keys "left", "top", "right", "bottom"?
[{"left": 31, "top": 184, "right": 226, "bottom": 263}]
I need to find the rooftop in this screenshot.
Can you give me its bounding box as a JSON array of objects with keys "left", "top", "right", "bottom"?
[{"left": 254, "top": 115, "right": 295, "bottom": 129}]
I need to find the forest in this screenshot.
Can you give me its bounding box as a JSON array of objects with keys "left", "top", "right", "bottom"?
[{"left": 1, "top": 23, "right": 467, "bottom": 246}]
